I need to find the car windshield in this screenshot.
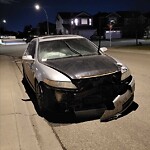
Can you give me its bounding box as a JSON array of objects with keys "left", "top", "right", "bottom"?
[{"left": 38, "top": 38, "right": 99, "bottom": 61}]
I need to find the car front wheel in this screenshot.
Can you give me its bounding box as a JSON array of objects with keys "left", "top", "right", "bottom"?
[
  {"left": 35, "top": 81, "right": 48, "bottom": 116},
  {"left": 35, "top": 81, "right": 56, "bottom": 116}
]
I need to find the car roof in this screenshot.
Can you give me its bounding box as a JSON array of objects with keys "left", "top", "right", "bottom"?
[{"left": 37, "top": 35, "right": 84, "bottom": 42}]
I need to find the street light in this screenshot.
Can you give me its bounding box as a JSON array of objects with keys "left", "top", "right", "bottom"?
[
  {"left": 34, "top": 4, "right": 49, "bottom": 35},
  {"left": 3, "top": 19, "right": 7, "bottom": 24}
]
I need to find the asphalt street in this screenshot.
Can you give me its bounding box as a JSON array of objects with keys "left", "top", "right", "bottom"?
[{"left": 0, "top": 42, "right": 150, "bottom": 150}]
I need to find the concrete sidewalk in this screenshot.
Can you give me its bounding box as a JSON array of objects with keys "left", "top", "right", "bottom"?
[{"left": 0, "top": 56, "right": 62, "bottom": 150}]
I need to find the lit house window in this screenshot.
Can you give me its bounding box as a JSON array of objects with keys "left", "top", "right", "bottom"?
[
  {"left": 71, "top": 18, "right": 79, "bottom": 26},
  {"left": 71, "top": 19, "right": 74, "bottom": 25},
  {"left": 89, "top": 18, "right": 92, "bottom": 25},
  {"left": 74, "top": 18, "right": 79, "bottom": 26},
  {"left": 81, "top": 18, "right": 88, "bottom": 25}
]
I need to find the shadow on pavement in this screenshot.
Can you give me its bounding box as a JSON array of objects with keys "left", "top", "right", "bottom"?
[{"left": 22, "top": 78, "right": 139, "bottom": 124}]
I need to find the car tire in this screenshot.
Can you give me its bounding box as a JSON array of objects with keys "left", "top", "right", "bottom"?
[
  {"left": 35, "top": 81, "right": 55, "bottom": 116},
  {"left": 35, "top": 81, "right": 46, "bottom": 115}
]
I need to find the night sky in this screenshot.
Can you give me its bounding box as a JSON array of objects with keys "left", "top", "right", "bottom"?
[{"left": 0, "top": 0, "right": 150, "bottom": 32}]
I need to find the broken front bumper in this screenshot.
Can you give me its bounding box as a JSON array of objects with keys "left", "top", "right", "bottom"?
[
  {"left": 100, "top": 77, "right": 135, "bottom": 121},
  {"left": 75, "top": 77, "right": 135, "bottom": 120}
]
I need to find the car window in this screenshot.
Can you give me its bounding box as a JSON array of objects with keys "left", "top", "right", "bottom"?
[
  {"left": 65, "top": 38, "right": 98, "bottom": 55},
  {"left": 38, "top": 38, "right": 99, "bottom": 61},
  {"left": 26, "top": 41, "right": 36, "bottom": 58}
]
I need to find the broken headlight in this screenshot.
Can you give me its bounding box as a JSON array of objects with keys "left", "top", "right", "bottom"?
[
  {"left": 121, "top": 66, "right": 131, "bottom": 81},
  {"left": 43, "top": 78, "right": 77, "bottom": 89},
  {"left": 117, "top": 62, "right": 131, "bottom": 81}
]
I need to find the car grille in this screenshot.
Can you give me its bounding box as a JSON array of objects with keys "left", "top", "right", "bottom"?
[
  {"left": 62, "top": 72, "right": 133, "bottom": 111},
  {"left": 72, "top": 71, "right": 121, "bottom": 92}
]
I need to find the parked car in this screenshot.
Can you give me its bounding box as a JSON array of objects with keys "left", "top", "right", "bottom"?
[{"left": 22, "top": 35, "right": 135, "bottom": 119}]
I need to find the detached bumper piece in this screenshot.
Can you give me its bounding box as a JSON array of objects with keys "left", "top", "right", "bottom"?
[{"left": 100, "top": 77, "right": 135, "bottom": 121}]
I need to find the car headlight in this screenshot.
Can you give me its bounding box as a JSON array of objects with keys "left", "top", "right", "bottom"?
[
  {"left": 117, "top": 62, "right": 131, "bottom": 80},
  {"left": 43, "top": 79, "right": 77, "bottom": 89}
]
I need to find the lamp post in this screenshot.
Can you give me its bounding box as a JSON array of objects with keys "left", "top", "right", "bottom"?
[
  {"left": 34, "top": 4, "right": 49, "bottom": 35},
  {"left": 109, "top": 23, "right": 112, "bottom": 47},
  {"left": 1, "top": 19, "right": 7, "bottom": 35},
  {"left": 108, "top": 20, "right": 115, "bottom": 47}
]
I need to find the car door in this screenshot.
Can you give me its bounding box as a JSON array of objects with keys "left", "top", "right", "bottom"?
[{"left": 23, "top": 40, "right": 36, "bottom": 88}]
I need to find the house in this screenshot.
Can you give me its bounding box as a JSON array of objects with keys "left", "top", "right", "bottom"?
[
  {"left": 56, "top": 12, "right": 96, "bottom": 39},
  {"left": 93, "top": 12, "right": 122, "bottom": 39},
  {"left": 143, "top": 12, "right": 150, "bottom": 38},
  {"left": 94, "top": 11, "right": 149, "bottom": 39},
  {"left": 117, "top": 11, "right": 146, "bottom": 38},
  {"left": 105, "top": 12, "right": 122, "bottom": 39}
]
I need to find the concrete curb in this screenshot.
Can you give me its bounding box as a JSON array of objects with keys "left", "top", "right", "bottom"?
[{"left": 0, "top": 56, "right": 63, "bottom": 150}]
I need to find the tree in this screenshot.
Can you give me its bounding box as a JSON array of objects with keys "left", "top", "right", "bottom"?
[
  {"left": 23, "top": 25, "right": 33, "bottom": 38},
  {"left": 37, "top": 21, "right": 56, "bottom": 36}
]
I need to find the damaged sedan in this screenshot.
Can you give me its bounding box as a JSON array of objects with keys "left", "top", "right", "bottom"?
[{"left": 22, "top": 35, "right": 135, "bottom": 120}]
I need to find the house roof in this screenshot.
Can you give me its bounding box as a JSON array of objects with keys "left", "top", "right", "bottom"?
[
  {"left": 57, "top": 12, "right": 78, "bottom": 19},
  {"left": 57, "top": 12, "right": 92, "bottom": 19},
  {"left": 106, "top": 12, "right": 121, "bottom": 18}
]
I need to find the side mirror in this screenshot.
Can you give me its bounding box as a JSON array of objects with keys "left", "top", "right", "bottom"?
[
  {"left": 22, "top": 55, "right": 34, "bottom": 61},
  {"left": 100, "top": 47, "right": 108, "bottom": 52}
]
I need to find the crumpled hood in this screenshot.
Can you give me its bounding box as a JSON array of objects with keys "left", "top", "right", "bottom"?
[{"left": 43, "top": 55, "right": 119, "bottom": 79}]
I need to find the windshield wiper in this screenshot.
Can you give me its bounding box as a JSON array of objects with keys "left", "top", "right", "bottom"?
[{"left": 64, "top": 41, "right": 82, "bottom": 56}]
